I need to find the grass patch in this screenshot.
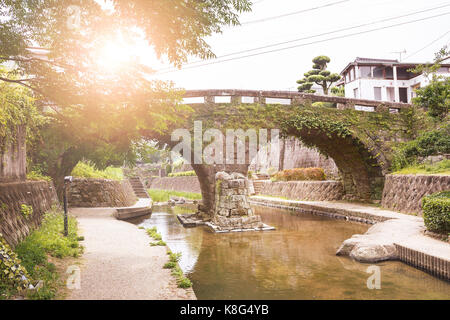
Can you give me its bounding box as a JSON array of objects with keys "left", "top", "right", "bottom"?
[
  {"left": 147, "top": 189, "right": 202, "bottom": 202},
  {"left": 168, "top": 171, "right": 197, "bottom": 177},
  {"left": 71, "top": 160, "right": 124, "bottom": 180},
  {"left": 164, "top": 251, "right": 192, "bottom": 288},
  {"left": 393, "top": 159, "right": 450, "bottom": 175},
  {"left": 6, "top": 207, "right": 83, "bottom": 300},
  {"left": 27, "top": 170, "right": 52, "bottom": 182},
  {"left": 145, "top": 227, "right": 166, "bottom": 246}
]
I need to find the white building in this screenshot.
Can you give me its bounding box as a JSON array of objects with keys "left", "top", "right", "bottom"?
[{"left": 340, "top": 57, "right": 450, "bottom": 103}]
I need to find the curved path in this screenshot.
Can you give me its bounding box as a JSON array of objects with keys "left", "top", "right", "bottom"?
[{"left": 67, "top": 207, "right": 196, "bottom": 300}]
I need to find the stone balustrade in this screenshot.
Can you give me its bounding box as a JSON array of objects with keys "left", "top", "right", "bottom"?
[{"left": 183, "top": 89, "right": 411, "bottom": 112}]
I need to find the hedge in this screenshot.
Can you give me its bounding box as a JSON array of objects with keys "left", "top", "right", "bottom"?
[
  {"left": 271, "top": 168, "right": 326, "bottom": 182},
  {"left": 422, "top": 191, "right": 450, "bottom": 233}
]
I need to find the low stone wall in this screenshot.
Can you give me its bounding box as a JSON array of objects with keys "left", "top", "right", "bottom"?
[
  {"left": 257, "top": 180, "right": 344, "bottom": 201},
  {"left": 68, "top": 178, "right": 137, "bottom": 208},
  {"left": 381, "top": 174, "right": 450, "bottom": 215},
  {"left": 149, "top": 176, "right": 201, "bottom": 194},
  {"left": 0, "top": 180, "right": 58, "bottom": 247}
]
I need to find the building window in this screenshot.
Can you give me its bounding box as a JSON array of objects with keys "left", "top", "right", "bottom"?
[
  {"left": 397, "top": 67, "right": 415, "bottom": 80},
  {"left": 345, "top": 72, "right": 350, "bottom": 83},
  {"left": 360, "top": 66, "right": 371, "bottom": 78},
  {"left": 374, "top": 87, "right": 382, "bottom": 100},
  {"left": 437, "top": 67, "right": 450, "bottom": 73},
  {"left": 373, "top": 66, "right": 384, "bottom": 78},
  {"left": 385, "top": 67, "right": 393, "bottom": 79},
  {"left": 353, "top": 88, "right": 359, "bottom": 98}
]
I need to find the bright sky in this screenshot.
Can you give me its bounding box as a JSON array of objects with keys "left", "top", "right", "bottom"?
[{"left": 133, "top": 0, "right": 450, "bottom": 90}]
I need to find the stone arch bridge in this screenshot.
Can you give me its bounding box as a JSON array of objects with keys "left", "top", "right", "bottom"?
[{"left": 157, "top": 89, "right": 413, "bottom": 220}]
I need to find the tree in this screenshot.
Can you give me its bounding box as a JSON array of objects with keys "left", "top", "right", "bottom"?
[
  {"left": 0, "top": 0, "right": 253, "bottom": 194},
  {"left": 412, "top": 46, "right": 450, "bottom": 120},
  {"left": 297, "top": 56, "right": 341, "bottom": 95}
]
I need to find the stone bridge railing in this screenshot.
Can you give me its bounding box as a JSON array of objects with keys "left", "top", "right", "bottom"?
[{"left": 183, "top": 89, "right": 411, "bottom": 113}]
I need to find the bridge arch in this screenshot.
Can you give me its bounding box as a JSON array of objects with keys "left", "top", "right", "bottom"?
[{"left": 160, "top": 89, "right": 412, "bottom": 215}]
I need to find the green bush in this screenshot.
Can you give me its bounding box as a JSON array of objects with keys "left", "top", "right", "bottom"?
[
  {"left": 422, "top": 191, "right": 450, "bottom": 233},
  {"left": 26, "top": 170, "right": 52, "bottom": 182},
  {"left": 0, "top": 234, "right": 30, "bottom": 296},
  {"left": 413, "top": 76, "right": 450, "bottom": 119},
  {"left": 271, "top": 167, "right": 326, "bottom": 182},
  {"left": 391, "top": 125, "right": 450, "bottom": 171},
  {"left": 168, "top": 171, "right": 196, "bottom": 177},
  {"left": 71, "top": 160, "right": 124, "bottom": 180}
]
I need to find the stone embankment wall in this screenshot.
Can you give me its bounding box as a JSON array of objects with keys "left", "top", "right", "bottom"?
[
  {"left": 149, "top": 176, "right": 201, "bottom": 194},
  {"left": 68, "top": 178, "right": 137, "bottom": 208},
  {"left": 381, "top": 174, "right": 450, "bottom": 215},
  {"left": 0, "top": 180, "right": 58, "bottom": 247},
  {"left": 257, "top": 180, "right": 344, "bottom": 201}
]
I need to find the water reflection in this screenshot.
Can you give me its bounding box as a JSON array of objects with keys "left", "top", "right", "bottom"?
[{"left": 132, "top": 205, "right": 450, "bottom": 300}]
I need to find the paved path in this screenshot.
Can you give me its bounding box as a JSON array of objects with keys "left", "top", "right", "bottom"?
[{"left": 67, "top": 207, "right": 196, "bottom": 300}]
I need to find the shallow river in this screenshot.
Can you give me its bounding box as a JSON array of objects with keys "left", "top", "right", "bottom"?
[{"left": 130, "top": 205, "right": 450, "bottom": 300}]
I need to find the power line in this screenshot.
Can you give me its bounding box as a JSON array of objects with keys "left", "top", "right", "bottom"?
[
  {"left": 155, "top": 11, "right": 450, "bottom": 75},
  {"left": 241, "top": 0, "right": 350, "bottom": 25},
  {"left": 156, "top": 3, "right": 450, "bottom": 72},
  {"left": 404, "top": 30, "right": 450, "bottom": 60}
]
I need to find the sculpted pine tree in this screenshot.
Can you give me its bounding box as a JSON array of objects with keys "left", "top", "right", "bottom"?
[{"left": 297, "top": 56, "right": 341, "bottom": 95}]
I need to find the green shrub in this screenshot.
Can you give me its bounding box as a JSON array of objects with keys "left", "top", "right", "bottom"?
[
  {"left": 391, "top": 125, "right": 450, "bottom": 171},
  {"left": 71, "top": 160, "right": 124, "bottom": 180},
  {"left": 27, "top": 170, "right": 52, "bottom": 182},
  {"left": 271, "top": 167, "right": 326, "bottom": 182},
  {"left": 168, "top": 171, "right": 196, "bottom": 177},
  {"left": 163, "top": 261, "right": 177, "bottom": 269},
  {"left": 0, "top": 234, "right": 30, "bottom": 296},
  {"left": 422, "top": 191, "right": 450, "bottom": 232},
  {"left": 20, "top": 204, "right": 33, "bottom": 219}
]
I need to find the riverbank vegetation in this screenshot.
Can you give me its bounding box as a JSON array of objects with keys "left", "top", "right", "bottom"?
[
  {"left": 142, "top": 226, "right": 192, "bottom": 288},
  {"left": 71, "top": 160, "right": 124, "bottom": 180},
  {"left": 391, "top": 125, "right": 450, "bottom": 173},
  {"left": 168, "top": 171, "right": 197, "bottom": 177},
  {"left": 147, "top": 189, "right": 202, "bottom": 202},
  {"left": 393, "top": 159, "right": 450, "bottom": 175},
  {"left": 164, "top": 251, "right": 192, "bottom": 289},
  {"left": 1, "top": 207, "right": 83, "bottom": 300}
]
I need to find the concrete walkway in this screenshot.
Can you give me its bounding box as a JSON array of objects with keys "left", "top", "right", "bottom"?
[
  {"left": 67, "top": 207, "right": 196, "bottom": 300},
  {"left": 250, "top": 196, "right": 450, "bottom": 280}
]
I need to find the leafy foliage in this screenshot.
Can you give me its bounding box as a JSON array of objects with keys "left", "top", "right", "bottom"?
[
  {"left": 391, "top": 125, "right": 450, "bottom": 171},
  {"left": 297, "top": 56, "right": 341, "bottom": 95},
  {"left": 393, "top": 160, "right": 450, "bottom": 175},
  {"left": 71, "top": 160, "right": 124, "bottom": 180},
  {"left": 14, "top": 208, "right": 83, "bottom": 300},
  {"left": 422, "top": 191, "right": 450, "bottom": 232},
  {"left": 271, "top": 168, "right": 326, "bottom": 182},
  {"left": 413, "top": 76, "right": 449, "bottom": 119},
  {"left": 20, "top": 204, "right": 33, "bottom": 219},
  {"left": 0, "top": 234, "right": 30, "bottom": 297}
]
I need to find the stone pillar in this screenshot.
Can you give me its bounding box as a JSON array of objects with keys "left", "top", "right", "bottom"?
[{"left": 212, "top": 171, "right": 263, "bottom": 231}]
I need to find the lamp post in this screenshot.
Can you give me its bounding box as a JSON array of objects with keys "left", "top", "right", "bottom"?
[{"left": 63, "top": 176, "right": 73, "bottom": 237}]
